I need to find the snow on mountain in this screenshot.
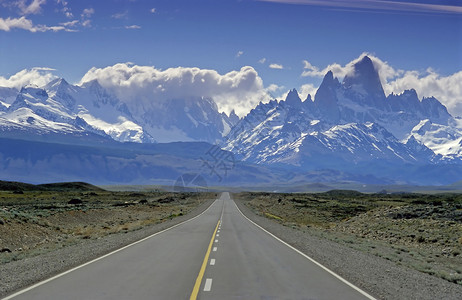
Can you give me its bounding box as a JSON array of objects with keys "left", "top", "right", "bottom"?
[
  {"left": 408, "top": 119, "right": 462, "bottom": 159},
  {"left": 309, "top": 56, "right": 453, "bottom": 141},
  {"left": 0, "top": 79, "right": 153, "bottom": 143},
  {"left": 0, "top": 87, "right": 19, "bottom": 105},
  {"left": 118, "top": 94, "right": 237, "bottom": 143},
  {"left": 225, "top": 96, "right": 434, "bottom": 167},
  {"left": 0, "top": 77, "right": 238, "bottom": 144},
  {"left": 225, "top": 55, "right": 460, "bottom": 172},
  {"left": 0, "top": 107, "right": 79, "bottom": 134},
  {"left": 1, "top": 55, "right": 461, "bottom": 185},
  {"left": 75, "top": 80, "right": 154, "bottom": 143}
]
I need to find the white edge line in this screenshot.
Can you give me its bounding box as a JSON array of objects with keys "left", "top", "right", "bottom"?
[
  {"left": 233, "top": 200, "right": 377, "bottom": 300},
  {"left": 2, "top": 198, "right": 219, "bottom": 300}
]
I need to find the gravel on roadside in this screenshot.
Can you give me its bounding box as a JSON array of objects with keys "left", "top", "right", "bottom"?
[
  {"left": 233, "top": 197, "right": 462, "bottom": 300},
  {"left": 0, "top": 198, "right": 215, "bottom": 298},
  {"left": 2, "top": 195, "right": 461, "bottom": 300}
]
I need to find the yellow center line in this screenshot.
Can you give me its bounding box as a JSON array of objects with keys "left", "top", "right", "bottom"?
[{"left": 189, "top": 219, "right": 221, "bottom": 300}]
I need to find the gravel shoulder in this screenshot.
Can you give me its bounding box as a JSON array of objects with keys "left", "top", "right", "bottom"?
[
  {"left": 233, "top": 196, "right": 462, "bottom": 300},
  {"left": 0, "top": 197, "right": 215, "bottom": 298},
  {"left": 2, "top": 192, "right": 461, "bottom": 300}
]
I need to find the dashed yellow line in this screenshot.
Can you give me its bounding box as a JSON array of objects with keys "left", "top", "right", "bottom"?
[{"left": 189, "top": 220, "right": 220, "bottom": 300}]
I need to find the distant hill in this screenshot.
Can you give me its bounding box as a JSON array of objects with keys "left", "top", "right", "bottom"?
[
  {"left": 0, "top": 180, "right": 41, "bottom": 192},
  {"left": 0, "top": 180, "right": 104, "bottom": 192},
  {"left": 37, "top": 182, "right": 105, "bottom": 192}
]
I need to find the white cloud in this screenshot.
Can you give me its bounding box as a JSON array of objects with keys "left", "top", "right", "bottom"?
[
  {"left": 269, "top": 63, "right": 283, "bottom": 69},
  {"left": 0, "top": 67, "right": 57, "bottom": 89},
  {"left": 266, "top": 84, "right": 281, "bottom": 93},
  {"left": 302, "top": 52, "right": 402, "bottom": 82},
  {"left": 59, "top": 19, "right": 78, "bottom": 27},
  {"left": 81, "top": 19, "right": 91, "bottom": 27},
  {"left": 150, "top": 8, "right": 156, "bottom": 13},
  {"left": 13, "top": 0, "right": 46, "bottom": 15},
  {"left": 265, "top": 83, "right": 286, "bottom": 99},
  {"left": 80, "top": 7, "right": 94, "bottom": 28},
  {"left": 259, "top": 58, "right": 266, "bottom": 64},
  {"left": 125, "top": 25, "right": 141, "bottom": 29},
  {"left": 112, "top": 11, "right": 128, "bottom": 19},
  {"left": 56, "top": 0, "right": 72, "bottom": 18},
  {"left": 298, "top": 83, "right": 317, "bottom": 101},
  {"left": 302, "top": 59, "right": 351, "bottom": 78},
  {"left": 79, "top": 63, "right": 269, "bottom": 117},
  {"left": 0, "top": 16, "right": 34, "bottom": 31},
  {"left": 385, "top": 70, "right": 462, "bottom": 117},
  {"left": 236, "top": 51, "right": 244, "bottom": 58},
  {"left": 81, "top": 8, "right": 94, "bottom": 18},
  {"left": 0, "top": 16, "right": 71, "bottom": 32}
]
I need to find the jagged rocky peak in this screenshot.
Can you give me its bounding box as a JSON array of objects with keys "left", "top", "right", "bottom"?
[
  {"left": 228, "top": 109, "right": 240, "bottom": 124},
  {"left": 400, "top": 88, "right": 419, "bottom": 99},
  {"left": 46, "top": 78, "right": 70, "bottom": 90},
  {"left": 81, "top": 79, "right": 104, "bottom": 91},
  {"left": 314, "top": 70, "right": 340, "bottom": 121},
  {"left": 18, "top": 85, "right": 49, "bottom": 101},
  {"left": 6, "top": 85, "right": 49, "bottom": 113},
  {"left": 44, "top": 78, "right": 78, "bottom": 110},
  {"left": 45, "top": 78, "right": 77, "bottom": 100},
  {"left": 285, "top": 88, "right": 302, "bottom": 106},
  {"left": 316, "top": 70, "right": 341, "bottom": 96},
  {"left": 421, "top": 96, "right": 451, "bottom": 119},
  {"left": 320, "top": 70, "right": 338, "bottom": 87},
  {"left": 343, "top": 55, "right": 385, "bottom": 99}
]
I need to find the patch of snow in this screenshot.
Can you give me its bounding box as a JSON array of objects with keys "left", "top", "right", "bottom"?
[
  {"left": 310, "top": 120, "right": 320, "bottom": 126},
  {"left": 222, "top": 118, "right": 231, "bottom": 136},
  {"left": 186, "top": 112, "right": 199, "bottom": 127},
  {"left": 79, "top": 114, "right": 145, "bottom": 143},
  {"left": 0, "top": 101, "right": 10, "bottom": 108},
  {"left": 143, "top": 125, "right": 194, "bottom": 143}
]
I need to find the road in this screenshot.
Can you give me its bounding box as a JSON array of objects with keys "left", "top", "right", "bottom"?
[{"left": 4, "top": 193, "right": 375, "bottom": 300}]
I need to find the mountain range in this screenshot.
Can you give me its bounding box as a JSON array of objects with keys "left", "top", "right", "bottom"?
[{"left": 1, "top": 55, "right": 462, "bottom": 186}]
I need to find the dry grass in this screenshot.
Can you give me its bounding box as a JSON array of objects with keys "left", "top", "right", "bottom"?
[
  {"left": 235, "top": 191, "right": 462, "bottom": 285},
  {"left": 0, "top": 190, "right": 215, "bottom": 264}
]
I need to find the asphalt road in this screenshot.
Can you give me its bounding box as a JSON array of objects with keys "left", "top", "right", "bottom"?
[{"left": 4, "top": 193, "right": 375, "bottom": 300}]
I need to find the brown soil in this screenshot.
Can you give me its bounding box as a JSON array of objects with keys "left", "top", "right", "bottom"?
[
  {"left": 235, "top": 191, "right": 462, "bottom": 285},
  {"left": 0, "top": 190, "right": 214, "bottom": 263}
]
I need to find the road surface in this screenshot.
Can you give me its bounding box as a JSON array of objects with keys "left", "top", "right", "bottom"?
[{"left": 4, "top": 193, "right": 375, "bottom": 300}]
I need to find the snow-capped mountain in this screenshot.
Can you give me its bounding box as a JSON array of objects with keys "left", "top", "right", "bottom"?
[
  {"left": 124, "top": 95, "right": 236, "bottom": 143},
  {"left": 0, "top": 79, "right": 237, "bottom": 144},
  {"left": 1, "top": 55, "right": 462, "bottom": 185},
  {"left": 225, "top": 56, "right": 462, "bottom": 172},
  {"left": 0, "top": 87, "right": 18, "bottom": 111},
  {"left": 314, "top": 56, "right": 452, "bottom": 139}
]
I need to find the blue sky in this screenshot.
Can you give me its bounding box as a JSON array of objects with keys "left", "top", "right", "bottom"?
[{"left": 1, "top": 0, "right": 462, "bottom": 115}]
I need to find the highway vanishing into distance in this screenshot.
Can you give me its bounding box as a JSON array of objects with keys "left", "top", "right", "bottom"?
[{"left": 4, "top": 193, "right": 375, "bottom": 300}]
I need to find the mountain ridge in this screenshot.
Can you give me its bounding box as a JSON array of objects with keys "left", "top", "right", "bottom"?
[{"left": 1, "top": 55, "right": 462, "bottom": 185}]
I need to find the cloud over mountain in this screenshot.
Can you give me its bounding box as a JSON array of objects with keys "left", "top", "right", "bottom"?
[
  {"left": 302, "top": 53, "right": 462, "bottom": 117},
  {"left": 0, "top": 67, "right": 57, "bottom": 89},
  {"left": 2, "top": 54, "right": 461, "bottom": 118},
  {"left": 79, "top": 63, "right": 268, "bottom": 117}
]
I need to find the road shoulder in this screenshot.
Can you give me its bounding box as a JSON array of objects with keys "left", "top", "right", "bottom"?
[
  {"left": 0, "top": 197, "right": 215, "bottom": 299},
  {"left": 233, "top": 197, "right": 462, "bottom": 300}
]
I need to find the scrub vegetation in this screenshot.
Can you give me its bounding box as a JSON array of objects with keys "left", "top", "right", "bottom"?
[
  {"left": 235, "top": 191, "right": 462, "bottom": 285},
  {"left": 0, "top": 181, "right": 213, "bottom": 265}
]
